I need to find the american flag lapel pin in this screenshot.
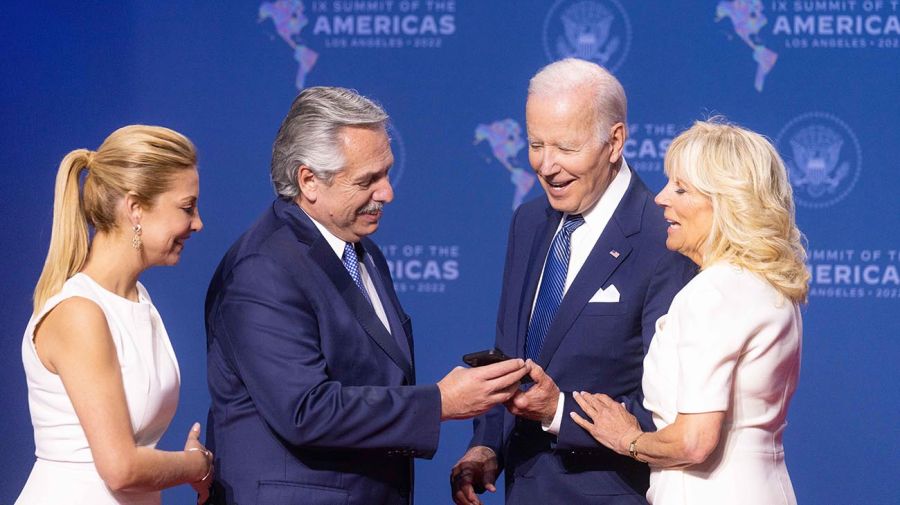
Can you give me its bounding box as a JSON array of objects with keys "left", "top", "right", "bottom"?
[{"left": 610, "top": 250, "right": 620, "bottom": 258}]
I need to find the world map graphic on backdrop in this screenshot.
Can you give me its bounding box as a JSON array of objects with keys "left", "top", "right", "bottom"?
[
  {"left": 259, "top": 1, "right": 407, "bottom": 189},
  {"left": 716, "top": 0, "right": 778, "bottom": 92},
  {"left": 474, "top": 119, "right": 536, "bottom": 210},
  {"left": 260, "top": 0, "right": 318, "bottom": 90},
  {"left": 716, "top": 0, "right": 899, "bottom": 91},
  {"left": 260, "top": 0, "right": 458, "bottom": 90}
]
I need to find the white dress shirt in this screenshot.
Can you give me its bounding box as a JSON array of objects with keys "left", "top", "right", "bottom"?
[
  {"left": 304, "top": 211, "right": 391, "bottom": 333},
  {"left": 534, "top": 161, "right": 632, "bottom": 435}
]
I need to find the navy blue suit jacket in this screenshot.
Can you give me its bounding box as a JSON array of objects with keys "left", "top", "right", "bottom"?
[
  {"left": 206, "top": 199, "right": 441, "bottom": 505},
  {"left": 471, "top": 171, "right": 695, "bottom": 504}
]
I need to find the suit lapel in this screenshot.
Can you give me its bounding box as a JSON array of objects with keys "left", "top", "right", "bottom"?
[
  {"left": 533, "top": 171, "right": 649, "bottom": 368},
  {"left": 278, "top": 200, "right": 414, "bottom": 380},
  {"left": 364, "top": 250, "right": 413, "bottom": 373},
  {"left": 536, "top": 223, "right": 631, "bottom": 367},
  {"left": 515, "top": 208, "right": 562, "bottom": 358}
]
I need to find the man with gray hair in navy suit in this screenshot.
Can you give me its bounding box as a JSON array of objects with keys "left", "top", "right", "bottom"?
[
  {"left": 451, "top": 59, "right": 695, "bottom": 504},
  {"left": 206, "top": 86, "right": 529, "bottom": 505}
]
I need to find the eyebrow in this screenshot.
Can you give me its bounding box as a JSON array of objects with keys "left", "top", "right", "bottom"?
[{"left": 357, "top": 165, "right": 391, "bottom": 181}]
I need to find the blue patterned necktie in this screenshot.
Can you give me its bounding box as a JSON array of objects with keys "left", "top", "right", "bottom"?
[
  {"left": 342, "top": 242, "right": 371, "bottom": 304},
  {"left": 525, "top": 214, "right": 585, "bottom": 361}
]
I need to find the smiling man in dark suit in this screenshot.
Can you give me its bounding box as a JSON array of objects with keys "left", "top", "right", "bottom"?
[
  {"left": 451, "top": 59, "right": 695, "bottom": 504},
  {"left": 205, "top": 86, "right": 528, "bottom": 505}
]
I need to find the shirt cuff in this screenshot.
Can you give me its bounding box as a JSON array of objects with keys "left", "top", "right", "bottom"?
[{"left": 541, "top": 392, "right": 566, "bottom": 436}]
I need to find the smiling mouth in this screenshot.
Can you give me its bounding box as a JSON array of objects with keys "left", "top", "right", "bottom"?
[
  {"left": 546, "top": 179, "right": 574, "bottom": 191},
  {"left": 665, "top": 218, "right": 681, "bottom": 229},
  {"left": 358, "top": 202, "right": 384, "bottom": 216}
]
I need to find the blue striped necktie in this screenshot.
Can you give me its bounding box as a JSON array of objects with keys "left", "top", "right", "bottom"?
[
  {"left": 525, "top": 214, "right": 585, "bottom": 361},
  {"left": 342, "top": 242, "right": 371, "bottom": 304}
]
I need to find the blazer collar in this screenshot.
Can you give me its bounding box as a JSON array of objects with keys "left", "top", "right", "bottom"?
[{"left": 274, "top": 198, "right": 414, "bottom": 380}]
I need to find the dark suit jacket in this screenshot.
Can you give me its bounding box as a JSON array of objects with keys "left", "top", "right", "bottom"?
[
  {"left": 470, "top": 170, "right": 695, "bottom": 504},
  {"left": 206, "top": 198, "right": 441, "bottom": 505}
]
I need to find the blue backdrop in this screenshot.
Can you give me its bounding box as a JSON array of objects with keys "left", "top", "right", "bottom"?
[{"left": 2, "top": 1, "right": 898, "bottom": 504}]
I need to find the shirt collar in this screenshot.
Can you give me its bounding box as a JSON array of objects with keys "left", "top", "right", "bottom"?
[{"left": 300, "top": 208, "right": 351, "bottom": 259}]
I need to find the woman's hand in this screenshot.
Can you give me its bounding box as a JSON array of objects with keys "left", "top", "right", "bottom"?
[
  {"left": 184, "top": 423, "right": 214, "bottom": 504},
  {"left": 570, "top": 392, "right": 643, "bottom": 456}
]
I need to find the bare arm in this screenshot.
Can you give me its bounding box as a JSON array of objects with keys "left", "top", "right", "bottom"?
[
  {"left": 34, "top": 297, "right": 211, "bottom": 496},
  {"left": 569, "top": 392, "right": 724, "bottom": 469}
]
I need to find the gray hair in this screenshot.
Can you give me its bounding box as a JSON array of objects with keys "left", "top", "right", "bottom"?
[
  {"left": 271, "top": 86, "right": 388, "bottom": 198},
  {"left": 528, "top": 58, "right": 627, "bottom": 142}
]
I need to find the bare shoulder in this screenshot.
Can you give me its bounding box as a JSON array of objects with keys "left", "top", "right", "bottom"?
[
  {"left": 34, "top": 297, "right": 114, "bottom": 372},
  {"left": 39, "top": 296, "right": 108, "bottom": 337}
]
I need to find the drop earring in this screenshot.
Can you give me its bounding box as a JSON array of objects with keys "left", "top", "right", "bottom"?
[{"left": 132, "top": 224, "right": 143, "bottom": 250}]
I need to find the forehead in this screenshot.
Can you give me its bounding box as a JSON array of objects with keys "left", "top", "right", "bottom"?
[
  {"left": 164, "top": 168, "right": 199, "bottom": 192},
  {"left": 525, "top": 91, "right": 597, "bottom": 138},
  {"left": 665, "top": 162, "right": 692, "bottom": 186}
]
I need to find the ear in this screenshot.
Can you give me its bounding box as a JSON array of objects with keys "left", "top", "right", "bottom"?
[
  {"left": 607, "top": 122, "right": 627, "bottom": 164},
  {"left": 124, "top": 192, "right": 143, "bottom": 226},
  {"left": 296, "top": 165, "right": 319, "bottom": 203}
]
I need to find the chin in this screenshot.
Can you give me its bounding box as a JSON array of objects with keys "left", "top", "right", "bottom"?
[
  {"left": 549, "top": 203, "right": 580, "bottom": 215},
  {"left": 162, "top": 253, "right": 182, "bottom": 266},
  {"left": 356, "top": 224, "right": 379, "bottom": 237}
]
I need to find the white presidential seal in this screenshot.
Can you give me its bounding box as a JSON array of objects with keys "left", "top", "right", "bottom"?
[
  {"left": 776, "top": 112, "right": 862, "bottom": 209},
  {"left": 543, "top": 0, "right": 632, "bottom": 72}
]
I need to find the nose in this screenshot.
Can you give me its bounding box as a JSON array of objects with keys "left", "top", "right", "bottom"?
[
  {"left": 532, "top": 150, "right": 559, "bottom": 177},
  {"left": 654, "top": 187, "right": 669, "bottom": 208},
  {"left": 192, "top": 210, "right": 204, "bottom": 233},
  {"left": 373, "top": 177, "right": 394, "bottom": 204}
]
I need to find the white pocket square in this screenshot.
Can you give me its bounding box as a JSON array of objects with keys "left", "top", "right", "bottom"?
[{"left": 589, "top": 284, "right": 620, "bottom": 303}]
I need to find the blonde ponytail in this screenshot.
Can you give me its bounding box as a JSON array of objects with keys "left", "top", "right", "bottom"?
[
  {"left": 31, "top": 126, "right": 197, "bottom": 315},
  {"left": 32, "top": 150, "right": 92, "bottom": 314}
]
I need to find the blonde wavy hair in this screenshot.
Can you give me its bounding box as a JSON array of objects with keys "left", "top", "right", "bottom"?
[
  {"left": 665, "top": 119, "right": 809, "bottom": 303},
  {"left": 33, "top": 125, "right": 196, "bottom": 314}
]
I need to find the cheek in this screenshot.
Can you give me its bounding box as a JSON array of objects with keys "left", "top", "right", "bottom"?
[{"left": 569, "top": 154, "right": 596, "bottom": 178}]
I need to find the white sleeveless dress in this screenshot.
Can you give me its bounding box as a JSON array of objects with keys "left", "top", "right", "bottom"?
[
  {"left": 642, "top": 262, "right": 801, "bottom": 505},
  {"left": 16, "top": 273, "right": 181, "bottom": 505}
]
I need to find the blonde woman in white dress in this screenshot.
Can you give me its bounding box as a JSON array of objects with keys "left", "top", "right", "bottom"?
[
  {"left": 570, "top": 119, "right": 809, "bottom": 505},
  {"left": 17, "top": 125, "right": 213, "bottom": 505}
]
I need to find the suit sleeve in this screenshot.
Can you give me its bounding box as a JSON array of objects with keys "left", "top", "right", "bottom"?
[
  {"left": 556, "top": 251, "right": 695, "bottom": 449},
  {"left": 211, "top": 253, "right": 442, "bottom": 458}
]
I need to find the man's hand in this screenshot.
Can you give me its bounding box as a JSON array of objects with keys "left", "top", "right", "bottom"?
[
  {"left": 438, "top": 359, "right": 529, "bottom": 420},
  {"left": 450, "top": 446, "right": 498, "bottom": 505},
  {"left": 504, "top": 360, "right": 560, "bottom": 423}
]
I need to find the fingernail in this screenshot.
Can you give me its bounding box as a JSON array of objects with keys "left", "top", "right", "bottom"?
[{"left": 192, "top": 422, "right": 200, "bottom": 431}]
